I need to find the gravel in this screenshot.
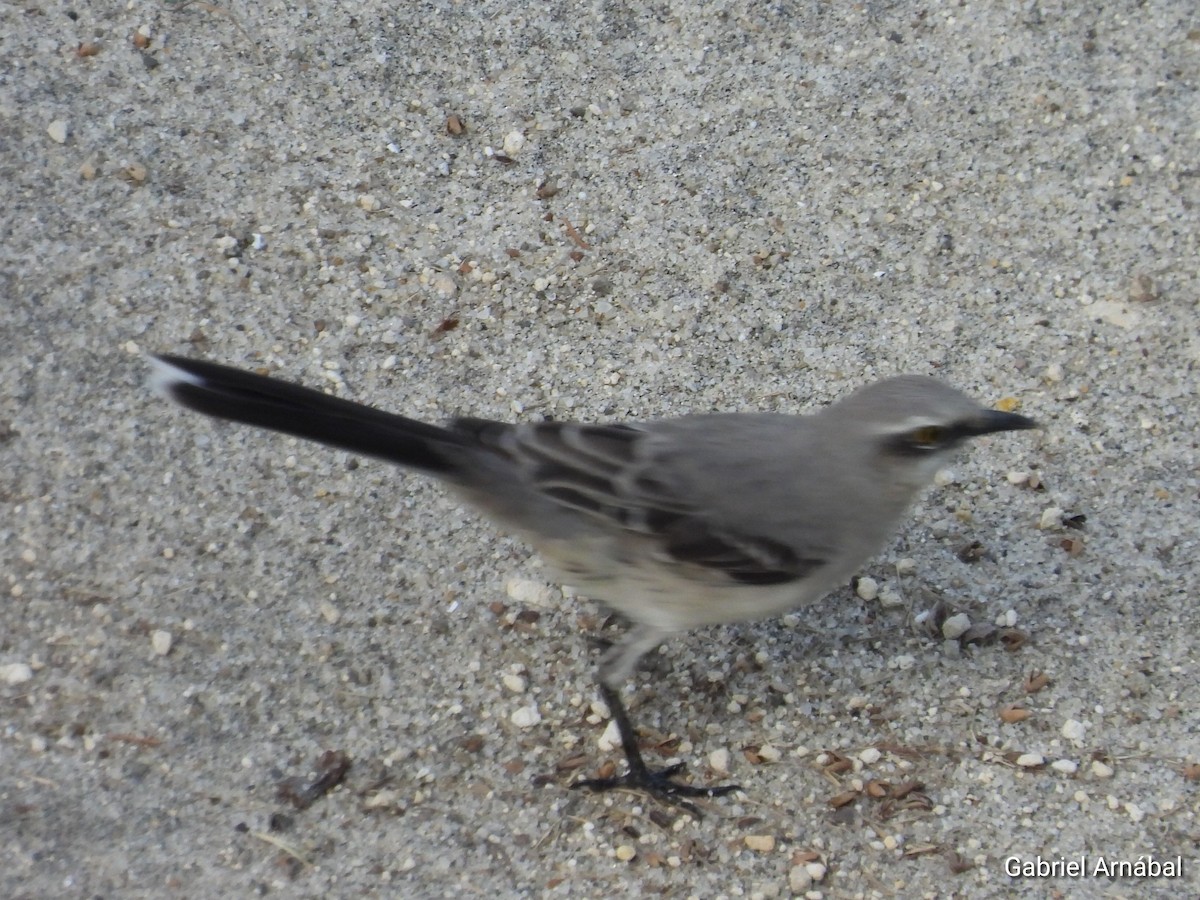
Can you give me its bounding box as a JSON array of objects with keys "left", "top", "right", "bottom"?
[{"left": 3, "top": 1, "right": 1196, "bottom": 897}]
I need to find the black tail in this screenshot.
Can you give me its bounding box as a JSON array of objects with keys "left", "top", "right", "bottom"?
[{"left": 149, "top": 354, "right": 469, "bottom": 475}]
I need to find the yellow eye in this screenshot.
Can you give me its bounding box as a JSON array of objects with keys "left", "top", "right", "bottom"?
[{"left": 910, "top": 425, "right": 946, "bottom": 447}]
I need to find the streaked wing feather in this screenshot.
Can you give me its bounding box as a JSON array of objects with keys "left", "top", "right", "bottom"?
[{"left": 455, "top": 418, "right": 824, "bottom": 586}]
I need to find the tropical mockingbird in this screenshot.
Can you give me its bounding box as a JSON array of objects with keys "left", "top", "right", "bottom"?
[{"left": 150, "top": 354, "right": 1036, "bottom": 813}]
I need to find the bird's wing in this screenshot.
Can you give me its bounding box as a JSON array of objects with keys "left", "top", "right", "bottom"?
[{"left": 452, "top": 418, "right": 826, "bottom": 586}]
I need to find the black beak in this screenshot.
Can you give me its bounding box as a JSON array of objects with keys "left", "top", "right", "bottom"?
[{"left": 961, "top": 409, "right": 1039, "bottom": 437}]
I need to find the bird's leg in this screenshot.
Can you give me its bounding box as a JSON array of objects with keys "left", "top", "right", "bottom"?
[{"left": 571, "top": 681, "right": 741, "bottom": 816}]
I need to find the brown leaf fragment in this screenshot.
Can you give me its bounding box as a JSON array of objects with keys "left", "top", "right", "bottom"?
[
  {"left": 106, "top": 733, "right": 163, "bottom": 748},
  {"left": 999, "top": 627, "right": 1029, "bottom": 651},
  {"left": 276, "top": 750, "right": 351, "bottom": 810},
  {"left": 828, "top": 790, "right": 859, "bottom": 808},
  {"left": 865, "top": 780, "right": 890, "bottom": 798},
  {"left": 956, "top": 541, "right": 987, "bottom": 563},
  {"left": 890, "top": 780, "right": 926, "bottom": 800},
  {"left": 1059, "top": 536, "right": 1085, "bottom": 557},
  {"left": 555, "top": 753, "right": 588, "bottom": 772},
  {"left": 902, "top": 843, "right": 940, "bottom": 858},
  {"left": 1024, "top": 671, "right": 1052, "bottom": 694},
  {"left": 999, "top": 704, "right": 1032, "bottom": 724},
  {"left": 431, "top": 315, "right": 460, "bottom": 336}
]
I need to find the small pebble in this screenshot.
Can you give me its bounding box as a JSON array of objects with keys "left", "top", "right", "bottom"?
[
  {"left": 505, "top": 578, "right": 555, "bottom": 607},
  {"left": 151, "top": 630, "right": 173, "bottom": 656},
  {"left": 757, "top": 743, "right": 782, "bottom": 763},
  {"left": 1016, "top": 752, "right": 1044, "bottom": 768},
  {"left": 1051, "top": 759, "right": 1079, "bottom": 775},
  {"left": 510, "top": 705, "right": 541, "bottom": 728},
  {"left": 942, "top": 613, "right": 972, "bottom": 640},
  {"left": 502, "top": 130, "right": 526, "bottom": 156},
  {"left": 501, "top": 673, "right": 527, "bottom": 693},
  {"left": 1, "top": 662, "right": 34, "bottom": 685},
  {"left": 895, "top": 557, "right": 917, "bottom": 576},
  {"left": 1061, "top": 719, "right": 1086, "bottom": 743},
  {"left": 806, "top": 861, "right": 828, "bottom": 881},
  {"left": 597, "top": 719, "right": 621, "bottom": 752},
  {"left": 1039, "top": 506, "right": 1064, "bottom": 530},
  {"left": 709, "top": 747, "right": 730, "bottom": 773},
  {"left": 615, "top": 844, "right": 636, "bottom": 862},
  {"left": 744, "top": 834, "right": 775, "bottom": 852},
  {"left": 1091, "top": 760, "right": 1114, "bottom": 779},
  {"left": 789, "top": 866, "right": 813, "bottom": 892},
  {"left": 859, "top": 747, "right": 881, "bottom": 765},
  {"left": 1125, "top": 802, "right": 1144, "bottom": 823},
  {"left": 878, "top": 587, "right": 904, "bottom": 608},
  {"left": 855, "top": 576, "right": 879, "bottom": 601},
  {"left": 934, "top": 468, "right": 956, "bottom": 486},
  {"left": 47, "top": 119, "right": 68, "bottom": 143}
]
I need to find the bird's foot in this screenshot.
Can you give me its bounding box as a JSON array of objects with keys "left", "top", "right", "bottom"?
[{"left": 573, "top": 761, "right": 741, "bottom": 817}]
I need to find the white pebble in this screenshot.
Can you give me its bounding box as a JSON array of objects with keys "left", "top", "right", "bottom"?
[
  {"left": 942, "top": 613, "right": 972, "bottom": 640},
  {"left": 598, "top": 718, "right": 621, "bottom": 752},
  {"left": 996, "top": 608, "right": 1018, "bottom": 627},
  {"left": 502, "top": 130, "right": 526, "bottom": 156},
  {"left": 151, "top": 630, "right": 173, "bottom": 656},
  {"left": 806, "top": 861, "right": 828, "bottom": 881},
  {"left": 1061, "top": 719, "right": 1086, "bottom": 743},
  {"left": 895, "top": 558, "right": 917, "bottom": 576},
  {"left": 934, "top": 468, "right": 956, "bottom": 486},
  {"left": 855, "top": 576, "right": 879, "bottom": 601},
  {"left": 709, "top": 748, "right": 730, "bottom": 773},
  {"left": 1016, "top": 752, "right": 1044, "bottom": 768},
  {"left": 47, "top": 119, "right": 68, "bottom": 144},
  {"left": 1006, "top": 470, "right": 1030, "bottom": 485},
  {"left": 501, "top": 673, "right": 527, "bottom": 694},
  {"left": 758, "top": 743, "right": 782, "bottom": 763},
  {"left": 1044, "top": 363, "right": 1064, "bottom": 383},
  {"left": 878, "top": 587, "right": 904, "bottom": 608},
  {"left": 1125, "top": 802, "right": 1145, "bottom": 823},
  {"left": 1039, "top": 506, "right": 1064, "bottom": 530},
  {"left": 615, "top": 844, "right": 636, "bottom": 861},
  {"left": 744, "top": 834, "right": 775, "bottom": 852},
  {"left": 1051, "top": 759, "right": 1079, "bottom": 775},
  {"left": 1091, "top": 760, "right": 1114, "bottom": 779},
  {"left": 1, "top": 662, "right": 34, "bottom": 685},
  {"left": 859, "top": 747, "right": 881, "bottom": 765},
  {"left": 510, "top": 705, "right": 541, "bottom": 728},
  {"left": 505, "top": 578, "right": 555, "bottom": 607},
  {"left": 788, "top": 866, "right": 813, "bottom": 892}
]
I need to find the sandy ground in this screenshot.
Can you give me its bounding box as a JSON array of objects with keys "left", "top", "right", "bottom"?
[{"left": 3, "top": 1, "right": 1198, "bottom": 897}]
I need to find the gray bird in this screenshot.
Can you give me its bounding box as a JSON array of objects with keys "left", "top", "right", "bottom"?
[{"left": 150, "top": 355, "right": 1036, "bottom": 813}]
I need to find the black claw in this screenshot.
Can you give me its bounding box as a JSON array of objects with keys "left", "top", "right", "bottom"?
[
  {"left": 571, "top": 682, "right": 742, "bottom": 816},
  {"left": 573, "top": 763, "right": 741, "bottom": 817}
]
